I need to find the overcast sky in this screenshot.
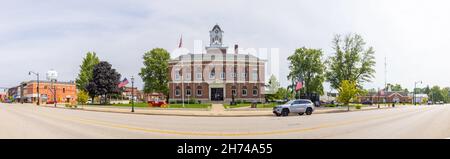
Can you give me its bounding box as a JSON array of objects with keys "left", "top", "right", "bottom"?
[{"left": 1, "top": 0, "right": 450, "bottom": 91}]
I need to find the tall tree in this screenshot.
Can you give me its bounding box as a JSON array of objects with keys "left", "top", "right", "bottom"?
[
  {"left": 287, "top": 47, "right": 326, "bottom": 96},
  {"left": 86, "top": 61, "right": 121, "bottom": 104},
  {"left": 326, "top": 34, "right": 376, "bottom": 89},
  {"left": 429, "top": 86, "right": 444, "bottom": 103},
  {"left": 139, "top": 48, "right": 171, "bottom": 99},
  {"left": 76, "top": 52, "right": 100, "bottom": 91}
]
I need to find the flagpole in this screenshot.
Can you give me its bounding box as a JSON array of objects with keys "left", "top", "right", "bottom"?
[{"left": 182, "top": 62, "right": 185, "bottom": 108}]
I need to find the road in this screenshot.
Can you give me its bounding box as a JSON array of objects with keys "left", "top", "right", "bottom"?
[{"left": 1, "top": 103, "right": 450, "bottom": 139}]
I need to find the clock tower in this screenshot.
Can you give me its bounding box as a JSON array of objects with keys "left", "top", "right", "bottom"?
[{"left": 206, "top": 24, "right": 228, "bottom": 54}]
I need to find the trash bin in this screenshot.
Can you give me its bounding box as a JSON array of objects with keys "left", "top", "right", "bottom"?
[{"left": 251, "top": 100, "right": 257, "bottom": 108}]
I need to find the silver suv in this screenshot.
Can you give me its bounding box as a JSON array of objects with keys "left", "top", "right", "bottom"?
[{"left": 273, "top": 99, "right": 315, "bottom": 116}]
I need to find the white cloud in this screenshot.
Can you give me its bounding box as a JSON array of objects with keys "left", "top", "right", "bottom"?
[{"left": 1, "top": 0, "right": 450, "bottom": 90}]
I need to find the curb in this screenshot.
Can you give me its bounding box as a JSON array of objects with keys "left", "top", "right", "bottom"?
[{"left": 33, "top": 104, "right": 406, "bottom": 117}]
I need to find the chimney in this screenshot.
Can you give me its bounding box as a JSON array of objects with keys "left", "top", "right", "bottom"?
[{"left": 234, "top": 44, "right": 239, "bottom": 54}]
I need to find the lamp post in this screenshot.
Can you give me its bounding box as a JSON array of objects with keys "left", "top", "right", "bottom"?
[
  {"left": 414, "top": 81, "right": 422, "bottom": 105},
  {"left": 29, "top": 71, "right": 40, "bottom": 106},
  {"left": 131, "top": 76, "right": 135, "bottom": 113},
  {"left": 52, "top": 79, "right": 57, "bottom": 107}
]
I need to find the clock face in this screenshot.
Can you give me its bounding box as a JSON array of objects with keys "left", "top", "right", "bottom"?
[{"left": 215, "top": 30, "right": 219, "bottom": 34}]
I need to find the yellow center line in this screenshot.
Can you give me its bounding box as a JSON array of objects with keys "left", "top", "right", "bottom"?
[{"left": 32, "top": 107, "right": 430, "bottom": 137}]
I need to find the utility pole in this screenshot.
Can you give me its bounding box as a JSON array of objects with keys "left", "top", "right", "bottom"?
[
  {"left": 29, "top": 71, "right": 40, "bottom": 106},
  {"left": 131, "top": 76, "right": 135, "bottom": 112},
  {"left": 384, "top": 56, "right": 388, "bottom": 107},
  {"left": 414, "top": 81, "right": 422, "bottom": 105}
]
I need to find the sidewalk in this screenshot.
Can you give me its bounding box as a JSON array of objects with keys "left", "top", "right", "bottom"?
[{"left": 36, "top": 103, "right": 408, "bottom": 117}]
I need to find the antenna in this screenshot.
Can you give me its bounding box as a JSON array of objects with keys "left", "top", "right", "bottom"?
[{"left": 384, "top": 56, "right": 387, "bottom": 90}]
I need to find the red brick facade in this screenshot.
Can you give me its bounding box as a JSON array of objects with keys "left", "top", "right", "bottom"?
[
  {"left": 22, "top": 80, "right": 77, "bottom": 104},
  {"left": 168, "top": 25, "right": 266, "bottom": 103}
]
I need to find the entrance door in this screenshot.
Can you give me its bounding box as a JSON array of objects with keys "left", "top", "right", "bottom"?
[{"left": 211, "top": 88, "right": 224, "bottom": 101}]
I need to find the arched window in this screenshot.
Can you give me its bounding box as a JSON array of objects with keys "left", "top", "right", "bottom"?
[
  {"left": 175, "top": 86, "right": 181, "bottom": 96},
  {"left": 186, "top": 86, "right": 191, "bottom": 96},
  {"left": 242, "top": 86, "right": 248, "bottom": 96},
  {"left": 197, "top": 86, "right": 203, "bottom": 96},
  {"left": 252, "top": 86, "right": 258, "bottom": 96}
]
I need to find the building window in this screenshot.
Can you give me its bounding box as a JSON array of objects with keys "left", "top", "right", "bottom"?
[
  {"left": 242, "top": 89, "right": 247, "bottom": 96},
  {"left": 252, "top": 70, "right": 258, "bottom": 81},
  {"left": 175, "top": 88, "right": 180, "bottom": 96},
  {"left": 186, "top": 89, "right": 191, "bottom": 96},
  {"left": 220, "top": 72, "right": 225, "bottom": 79},
  {"left": 197, "top": 86, "right": 203, "bottom": 96},
  {"left": 63, "top": 88, "right": 65, "bottom": 93},
  {"left": 175, "top": 69, "right": 181, "bottom": 81},
  {"left": 241, "top": 73, "right": 247, "bottom": 80},
  {"left": 209, "top": 67, "right": 216, "bottom": 79},
  {"left": 231, "top": 72, "right": 237, "bottom": 78},
  {"left": 185, "top": 68, "right": 191, "bottom": 81},
  {"left": 232, "top": 89, "right": 237, "bottom": 96},
  {"left": 196, "top": 67, "right": 202, "bottom": 80},
  {"left": 253, "top": 88, "right": 258, "bottom": 96},
  {"left": 44, "top": 86, "right": 48, "bottom": 89}
]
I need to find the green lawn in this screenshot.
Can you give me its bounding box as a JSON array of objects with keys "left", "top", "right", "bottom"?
[
  {"left": 167, "top": 104, "right": 211, "bottom": 109},
  {"left": 111, "top": 103, "right": 149, "bottom": 107},
  {"left": 224, "top": 103, "right": 278, "bottom": 109},
  {"left": 109, "top": 103, "right": 211, "bottom": 109}
]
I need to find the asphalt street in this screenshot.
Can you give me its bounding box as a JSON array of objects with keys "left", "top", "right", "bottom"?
[{"left": 1, "top": 103, "right": 449, "bottom": 139}]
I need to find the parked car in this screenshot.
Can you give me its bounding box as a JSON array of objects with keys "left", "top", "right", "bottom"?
[
  {"left": 273, "top": 99, "right": 315, "bottom": 117},
  {"left": 361, "top": 101, "right": 373, "bottom": 105}
]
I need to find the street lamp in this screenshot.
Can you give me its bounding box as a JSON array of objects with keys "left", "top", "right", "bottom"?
[
  {"left": 131, "top": 76, "right": 135, "bottom": 113},
  {"left": 414, "top": 81, "right": 422, "bottom": 105},
  {"left": 29, "top": 71, "right": 40, "bottom": 106}
]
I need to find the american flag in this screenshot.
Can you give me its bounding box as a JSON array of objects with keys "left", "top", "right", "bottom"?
[
  {"left": 118, "top": 78, "right": 129, "bottom": 88},
  {"left": 295, "top": 81, "right": 303, "bottom": 91}
]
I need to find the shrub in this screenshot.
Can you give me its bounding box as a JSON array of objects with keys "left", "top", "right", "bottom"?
[{"left": 355, "top": 105, "right": 362, "bottom": 109}]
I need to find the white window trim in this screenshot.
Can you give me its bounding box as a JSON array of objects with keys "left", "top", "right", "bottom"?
[
  {"left": 175, "top": 89, "right": 181, "bottom": 96},
  {"left": 242, "top": 89, "right": 248, "bottom": 96},
  {"left": 209, "top": 72, "right": 215, "bottom": 79},
  {"left": 253, "top": 89, "right": 258, "bottom": 96},
  {"left": 196, "top": 73, "right": 202, "bottom": 80},
  {"left": 175, "top": 70, "right": 181, "bottom": 81},
  {"left": 186, "top": 89, "right": 192, "bottom": 96},
  {"left": 220, "top": 72, "right": 225, "bottom": 79},
  {"left": 197, "top": 89, "right": 202, "bottom": 96}
]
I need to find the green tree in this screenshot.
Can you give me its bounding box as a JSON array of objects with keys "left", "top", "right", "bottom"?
[
  {"left": 337, "top": 80, "right": 359, "bottom": 111},
  {"left": 77, "top": 90, "right": 89, "bottom": 105},
  {"left": 429, "top": 86, "right": 445, "bottom": 103},
  {"left": 76, "top": 52, "right": 100, "bottom": 92},
  {"left": 139, "top": 48, "right": 171, "bottom": 100},
  {"left": 265, "top": 75, "right": 281, "bottom": 101},
  {"left": 86, "top": 61, "right": 122, "bottom": 104},
  {"left": 386, "top": 83, "right": 404, "bottom": 92},
  {"left": 326, "top": 34, "right": 376, "bottom": 89},
  {"left": 275, "top": 87, "right": 291, "bottom": 100},
  {"left": 442, "top": 87, "right": 450, "bottom": 103},
  {"left": 288, "top": 47, "right": 326, "bottom": 96}
]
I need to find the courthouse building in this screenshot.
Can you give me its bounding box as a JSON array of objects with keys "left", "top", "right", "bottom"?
[{"left": 169, "top": 25, "right": 266, "bottom": 103}]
